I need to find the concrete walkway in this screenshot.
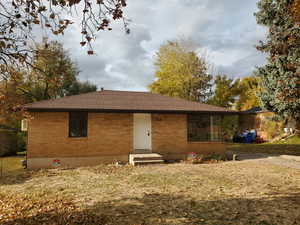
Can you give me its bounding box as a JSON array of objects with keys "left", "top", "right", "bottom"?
[{"left": 233, "top": 152, "right": 300, "bottom": 170}]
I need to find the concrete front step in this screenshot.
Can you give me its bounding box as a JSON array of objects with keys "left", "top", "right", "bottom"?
[
  {"left": 133, "top": 156, "right": 163, "bottom": 161},
  {"left": 133, "top": 159, "right": 165, "bottom": 166},
  {"left": 129, "top": 153, "right": 164, "bottom": 166}
]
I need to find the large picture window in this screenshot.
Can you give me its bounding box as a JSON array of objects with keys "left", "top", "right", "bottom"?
[
  {"left": 69, "top": 112, "right": 88, "bottom": 137},
  {"left": 188, "top": 114, "right": 222, "bottom": 142}
]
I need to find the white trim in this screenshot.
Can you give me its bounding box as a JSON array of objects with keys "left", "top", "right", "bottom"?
[{"left": 21, "top": 119, "right": 28, "bottom": 131}]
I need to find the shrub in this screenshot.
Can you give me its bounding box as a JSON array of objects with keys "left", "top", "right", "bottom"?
[{"left": 0, "top": 129, "right": 17, "bottom": 156}]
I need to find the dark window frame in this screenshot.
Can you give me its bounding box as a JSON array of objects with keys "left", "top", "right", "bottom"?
[
  {"left": 187, "top": 114, "right": 223, "bottom": 142},
  {"left": 69, "top": 112, "right": 88, "bottom": 138}
]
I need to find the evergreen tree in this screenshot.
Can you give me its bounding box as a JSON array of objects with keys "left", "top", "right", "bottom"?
[
  {"left": 66, "top": 80, "right": 97, "bottom": 96},
  {"left": 255, "top": 0, "right": 300, "bottom": 124}
]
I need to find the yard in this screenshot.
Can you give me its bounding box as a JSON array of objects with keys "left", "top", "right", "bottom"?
[
  {"left": 227, "top": 135, "right": 300, "bottom": 156},
  {"left": 0, "top": 156, "right": 300, "bottom": 225}
]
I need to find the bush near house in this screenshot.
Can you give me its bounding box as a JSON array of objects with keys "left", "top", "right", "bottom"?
[
  {"left": 0, "top": 129, "right": 17, "bottom": 156},
  {"left": 0, "top": 129, "right": 26, "bottom": 157}
]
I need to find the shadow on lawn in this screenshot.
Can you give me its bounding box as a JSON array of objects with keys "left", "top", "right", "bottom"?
[
  {"left": 0, "top": 171, "right": 34, "bottom": 185},
  {"left": 2, "top": 192, "right": 300, "bottom": 225}
]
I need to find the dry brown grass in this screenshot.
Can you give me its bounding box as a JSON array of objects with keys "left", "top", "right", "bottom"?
[{"left": 0, "top": 158, "right": 300, "bottom": 225}]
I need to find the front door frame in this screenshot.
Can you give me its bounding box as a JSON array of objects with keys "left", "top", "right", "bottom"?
[{"left": 133, "top": 113, "right": 152, "bottom": 152}]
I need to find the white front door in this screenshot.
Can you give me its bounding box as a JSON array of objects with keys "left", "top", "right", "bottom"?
[{"left": 133, "top": 113, "right": 152, "bottom": 150}]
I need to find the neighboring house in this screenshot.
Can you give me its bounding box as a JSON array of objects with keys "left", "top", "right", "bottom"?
[
  {"left": 239, "top": 107, "right": 269, "bottom": 131},
  {"left": 24, "top": 90, "right": 236, "bottom": 169},
  {"left": 240, "top": 107, "right": 285, "bottom": 140}
]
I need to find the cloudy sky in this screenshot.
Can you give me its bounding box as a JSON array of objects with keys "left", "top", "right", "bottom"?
[{"left": 55, "top": 0, "right": 267, "bottom": 91}]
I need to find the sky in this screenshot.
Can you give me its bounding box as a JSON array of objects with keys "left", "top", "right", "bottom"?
[{"left": 54, "top": 0, "right": 267, "bottom": 91}]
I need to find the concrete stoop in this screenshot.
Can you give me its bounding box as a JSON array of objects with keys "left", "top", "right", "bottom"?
[{"left": 129, "top": 153, "right": 164, "bottom": 166}]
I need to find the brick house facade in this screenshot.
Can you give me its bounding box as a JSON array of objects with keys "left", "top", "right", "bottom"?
[{"left": 25, "top": 90, "right": 235, "bottom": 169}]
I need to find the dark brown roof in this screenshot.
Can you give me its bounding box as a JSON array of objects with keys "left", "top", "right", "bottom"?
[
  {"left": 242, "top": 107, "right": 269, "bottom": 114},
  {"left": 24, "top": 90, "right": 237, "bottom": 113}
]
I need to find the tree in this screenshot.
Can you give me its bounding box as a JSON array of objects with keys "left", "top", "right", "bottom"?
[
  {"left": 235, "top": 76, "right": 261, "bottom": 111},
  {"left": 149, "top": 40, "right": 212, "bottom": 102},
  {"left": 207, "top": 75, "right": 240, "bottom": 108},
  {"left": 0, "top": 0, "right": 128, "bottom": 66},
  {"left": 0, "top": 40, "right": 97, "bottom": 126},
  {"left": 291, "top": 0, "right": 300, "bottom": 22},
  {"left": 66, "top": 80, "right": 97, "bottom": 96},
  {"left": 0, "top": 67, "right": 28, "bottom": 127},
  {"left": 26, "top": 40, "right": 79, "bottom": 101},
  {"left": 255, "top": 0, "right": 300, "bottom": 124}
]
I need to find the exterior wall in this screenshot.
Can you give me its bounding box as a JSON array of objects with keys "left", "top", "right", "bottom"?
[
  {"left": 27, "top": 112, "right": 133, "bottom": 169},
  {"left": 27, "top": 112, "right": 225, "bottom": 168},
  {"left": 152, "top": 114, "right": 226, "bottom": 160}
]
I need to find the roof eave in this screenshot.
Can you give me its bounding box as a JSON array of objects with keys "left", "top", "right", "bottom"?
[{"left": 25, "top": 107, "right": 240, "bottom": 114}]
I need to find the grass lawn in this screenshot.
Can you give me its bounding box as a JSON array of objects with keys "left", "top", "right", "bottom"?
[
  {"left": 269, "top": 135, "right": 300, "bottom": 145},
  {"left": 1, "top": 157, "right": 300, "bottom": 225},
  {"left": 0, "top": 156, "right": 25, "bottom": 177},
  {"left": 227, "top": 135, "right": 300, "bottom": 156}
]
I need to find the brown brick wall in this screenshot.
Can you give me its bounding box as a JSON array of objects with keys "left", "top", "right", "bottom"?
[
  {"left": 152, "top": 114, "right": 225, "bottom": 159},
  {"left": 28, "top": 112, "right": 133, "bottom": 159},
  {"left": 28, "top": 112, "right": 225, "bottom": 167}
]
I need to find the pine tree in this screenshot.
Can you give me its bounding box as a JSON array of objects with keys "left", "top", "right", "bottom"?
[{"left": 255, "top": 0, "right": 300, "bottom": 126}]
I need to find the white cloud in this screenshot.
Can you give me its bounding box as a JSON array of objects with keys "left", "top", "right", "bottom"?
[{"left": 49, "top": 0, "right": 267, "bottom": 90}]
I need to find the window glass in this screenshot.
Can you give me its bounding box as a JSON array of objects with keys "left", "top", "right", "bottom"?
[
  {"left": 69, "top": 112, "right": 88, "bottom": 137},
  {"left": 188, "top": 114, "right": 222, "bottom": 142}
]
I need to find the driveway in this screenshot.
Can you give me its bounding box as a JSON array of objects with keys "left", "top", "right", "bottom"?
[{"left": 232, "top": 152, "right": 300, "bottom": 170}]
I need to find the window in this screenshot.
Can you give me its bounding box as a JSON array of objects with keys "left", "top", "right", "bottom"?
[
  {"left": 187, "top": 114, "right": 222, "bottom": 142},
  {"left": 69, "top": 112, "right": 88, "bottom": 137}
]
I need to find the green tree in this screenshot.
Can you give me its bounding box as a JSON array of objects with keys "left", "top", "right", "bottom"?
[
  {"left": 0, "top": 41, "right": 97, "bottom": 125},
  {"left": 207, "top": 75, "right": 240, "bottom": 108},
  {"left": 66, "top": 80, "right": 97, "bottom": 96},
  {"left": 235, "top": 76, "right": 261, "bottom": 111},
  {"left": 26, "top": 40, "right": 79, "bottom": 101},
  {"left": 255, "top": 0, "right": 300, "bottom": 123},
  {"left": 149, "top": 40, "right": 212, "bottom": 102}
]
